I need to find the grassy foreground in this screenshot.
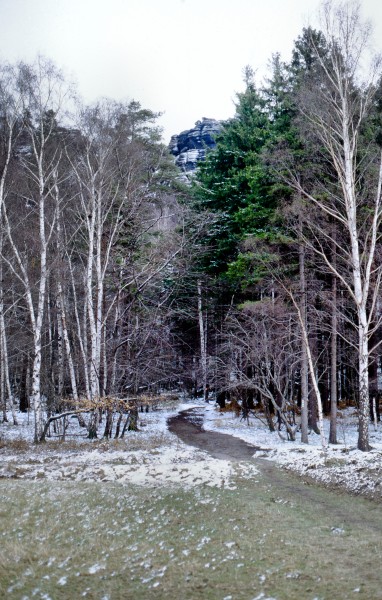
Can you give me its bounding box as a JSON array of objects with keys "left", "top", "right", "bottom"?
[{"left": 0, "top": 470, "right": 381, "bottom": 599}]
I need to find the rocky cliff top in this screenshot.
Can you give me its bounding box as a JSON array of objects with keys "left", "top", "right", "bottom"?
[{"left": 169, "top": 118, "right": 221, "bottom": 174}]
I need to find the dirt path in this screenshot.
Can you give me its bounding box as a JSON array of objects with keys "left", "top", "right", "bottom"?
[
  {"left": 168, "top": 406, "right": 382, "bottom": 531},
  {"left": 168, "top": 407, "right": 258, "bottom": 461}
]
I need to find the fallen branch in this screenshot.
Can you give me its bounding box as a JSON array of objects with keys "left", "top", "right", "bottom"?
[{"left": 39, "top": 409, "right": 90, "bottom": 442}]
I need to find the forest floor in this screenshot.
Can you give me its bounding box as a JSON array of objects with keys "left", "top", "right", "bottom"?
[
  {"left": 201, "top": 404, "right": 382, "bottom": 502},
  {"left": 0, "top": 400, "right": 381, "bottom": 500},
  {"left": 1, "top": 402, "right": 382, "bottom": 599}
]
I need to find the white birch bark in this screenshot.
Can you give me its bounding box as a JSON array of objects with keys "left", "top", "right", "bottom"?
[
  {"left": 67, "top": 258, "right": 91, "bottom": 399},
  {"left": 30, "top": 147, "right": 48, "bottom": 441},
  {"left": 85, "top": 181, "right": 100, "bottom": 400},
  {"left": 56, "top": 283, "right": 77, "bottom": 401},
  {"left": 0, "top": 65, "right": 21, "bottom": 425},
  {"left": 0, "top": 229, "right": 18, "bottom": 424},
  {"left": 53, "top": 171, "right": 83, "bottom": 411},
  {"left": 291, "top": 293, "right": 327, "bottom": 452},
  {"left": 329, "top": 273, "right": 338, "bottom": 444},
  {"left": 0, "top": 315, "right": 18, "bottom": 425},
  {"left": 291, "top": 4, "right": 382, "bottom": 450},
  {"left": 56, "top": 297, "right": 64, "bottom": 398},
  {"left": 0, "top": 338, "right": 6, "bottom": 422},
  {"left": 299, "top": 241, "right": 309, "bottom": 444},
  {"left": 197, "top": 280, "right": 208, "bottom": 401},
  {"left": 2, "top": 59, "right": 71, "bottom": 441}
]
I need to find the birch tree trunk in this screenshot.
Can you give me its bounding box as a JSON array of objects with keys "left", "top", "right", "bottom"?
[
  {"left": 30, "top": 150, "right": 49, "bottom": 442},
  {"left": 56, "top": 281, "right": 86, "bottom": 426},
  {"left": 329, "top": 272, "right": 338, "bottom": 444},
  {"left": 56, "top": 295, "right": 64, "bottom": 399},
  {"left": 68, "top": 259, "right": 91, "bottom": 399},
  {"left": 0, "top": 231, "right": 18, "bottom": 425},
  {"left": 291, "top": 292, "right": 327, "bottom": 452},
  {"left": 0, "top": 64, "right": 20, "bottom": 425},
  {"left": 53, "top": 173, "right": 85, "bottom": 426},
  {"left": 299, "top": 242, "right": 309, "bottom": 443},
  {"left": 197, "top": 280, "right": 208, "bottom": 402},
  {"left": 86, "top": 182, "right": 100, "bottom": 400},
  {"left": 2, "top": 58, "right": 73, "bottom": 441}
]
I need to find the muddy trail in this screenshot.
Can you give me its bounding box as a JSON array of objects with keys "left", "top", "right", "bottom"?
[
  {"left": 168, "top": 407, "right": 382, "bottom": 533},
  {"left": 168, "top": 407, "right": 259, "bottom": 461}
]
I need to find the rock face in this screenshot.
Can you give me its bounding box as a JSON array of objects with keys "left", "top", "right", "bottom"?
[{"left": 169, "top": 118, "right": 221, "bottom": 174}]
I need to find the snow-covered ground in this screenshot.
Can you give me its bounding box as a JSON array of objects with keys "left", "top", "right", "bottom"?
[
  {"left": 0, "top": 402, "right": 258, "bottom": 489},
  {"left": 202, "top": 403, "right": 382, "bottom": 500},
  {"left": 1, "top": 401, "right": 381, "bottom": 500}
]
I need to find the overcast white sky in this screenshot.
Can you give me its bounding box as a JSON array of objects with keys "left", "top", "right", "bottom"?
[{"left": 1, "top": 0, "right": 382, "bottom": 141}]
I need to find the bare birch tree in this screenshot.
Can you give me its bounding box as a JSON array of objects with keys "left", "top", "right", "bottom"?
[
  {"left": 0, "top": 63, "right": 24, "bottom": 423},
  {"left": 288, "top": 0, "right": 382, "bottom": 451},
  {"left": 1, "top": 58, "right": 73, "bottom": 441}
]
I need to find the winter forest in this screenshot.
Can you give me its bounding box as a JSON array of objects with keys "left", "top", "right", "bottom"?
[
  {"left": 3, "top": 1, "right": 382, "bottom": 598},
  {"left": 1, "top": 1, "right": 382, "bottom": 454}
]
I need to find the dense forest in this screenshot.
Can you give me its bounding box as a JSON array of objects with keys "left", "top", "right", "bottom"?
[{"left": 1, "top": 0, "right": 382, "bottom": 452}]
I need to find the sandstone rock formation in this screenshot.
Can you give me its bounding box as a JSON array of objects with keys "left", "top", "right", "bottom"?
[{"left": 169, "top": 118, "right": 221, "bottom": 174}]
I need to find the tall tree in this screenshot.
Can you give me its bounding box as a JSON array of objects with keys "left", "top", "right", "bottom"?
[
  {"left": 192, "top": 68, "right": 277, "bottom": 284},
  {"left": 1, "top": 58, "right": 73, "bottom": 440},
  {"left": 287, "top": 0, "right": 382, "bottom": 451}
]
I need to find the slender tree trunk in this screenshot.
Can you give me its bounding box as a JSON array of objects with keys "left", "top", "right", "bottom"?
[
  {"left": 308, "top": 334, "right": 319, "bottom": 435},
  {"left": 1, "top": 337, "right": 6, "bottom": 422},
  {"left": 296, "top": 300, "right": 327, "bottom": 452},
  {"left": 56, "top": 296, "right": 64, "bottom": 399},
  {"left": 114, "top": 411, "right": 123, "bottom": 438},
  {"left": 95, "top": 191, "right": 104, "bottom": 395},
  {"left": 299, "top": 241, "right": 309, "bottom": 444},
  {"left": 289, "top": 289, "right": 327, "bottom": 452},
  {"left": 329, "top": 273, "right": 338, "bottom": 444},
  {"left": 19, "top": 354, "right": 30, "bottom": 413},
  {"left": 88, "top": 409, "right": 99, "bottom": 439},
  {"left": 68, "top": 261, "right": 91, "bottom": 399},
  {"left": 197, "top": 280, "right": 208, "bottom": 402},
  {"left": 56, "top": 281, "right": 86, "bottom": 427},
  {"left": 120, "top": 413, "right": 131, "bottom": 438},
  {"left": 110, "top": 298, "right": 121, "bottom": 395},
  {"left": 128, "top": 406, "right": 139, "bottom": 431},
  {"left": 0, "top": 233, "right": 17, "bottom": 425},
  {"left": 46, "top": 292, "right": 55, "bottom": 410},
  {"left": 0, "top": 104, "right": 15, "bottom": 422},
  {"left": 358, "top": 314, "right": 371, "bottom": 451},
  {"left": 31, "top": 334, "right": 44, "bottom": 442},
  {"left": 53, "top": 176, "right": 85, "bottom": 424},
  {"left": 102, "top": 322, "right": 107, "bottom": 396},
  {"left": 57, "top": 284, "right": 76, "bottom": 400},
  {"left": 31, "top": 158, "right": 49, "bottom": 443},
  {"left": 86, "top": 191, "right": 100, "bottom": 400},
  {"left": 1, "top": 326, "right": 17, "bottom": 425},
  {"left": 103, "top": 408, "right": 113, "bottom": 438}
]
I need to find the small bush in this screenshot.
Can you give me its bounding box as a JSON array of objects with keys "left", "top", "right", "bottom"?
[
  {"left": 0, "top": 438, "right": 30, "bottom": 452},
  {"left": 220, "top": 400, "right": 241, "bottom": 416}
]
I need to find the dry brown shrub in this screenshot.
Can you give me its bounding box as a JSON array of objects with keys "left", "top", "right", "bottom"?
[
  {"left": 0, "top": 438, "right": 30, "bottom": 452},
  {"left": 220, "top": 399, "right": 241, "bottom": 416}
]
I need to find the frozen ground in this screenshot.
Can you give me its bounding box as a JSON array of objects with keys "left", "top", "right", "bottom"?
[
  {"left": 0, "top": 401, "right": 381, "bottom": 500},
  {"left": 202, "top": 403, "right": 382, "bottom": 500},
  {"left": 0, "top": 403, "right": 258, "bottom": 490}
]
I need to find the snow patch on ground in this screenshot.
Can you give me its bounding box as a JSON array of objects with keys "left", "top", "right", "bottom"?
[
  {"left": 0, "top": 403, "right": 256, "bottom": 489},
  {"left": 202, "top": 403, "right": 382, "bottom": 500},
  {"left": 1, "top": 400, "right": 382, "bottom": 499}
]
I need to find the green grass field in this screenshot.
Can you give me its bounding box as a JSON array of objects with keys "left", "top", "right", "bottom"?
[{"left": 1, "top": 466, "right": 382, "bottom": 599}]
